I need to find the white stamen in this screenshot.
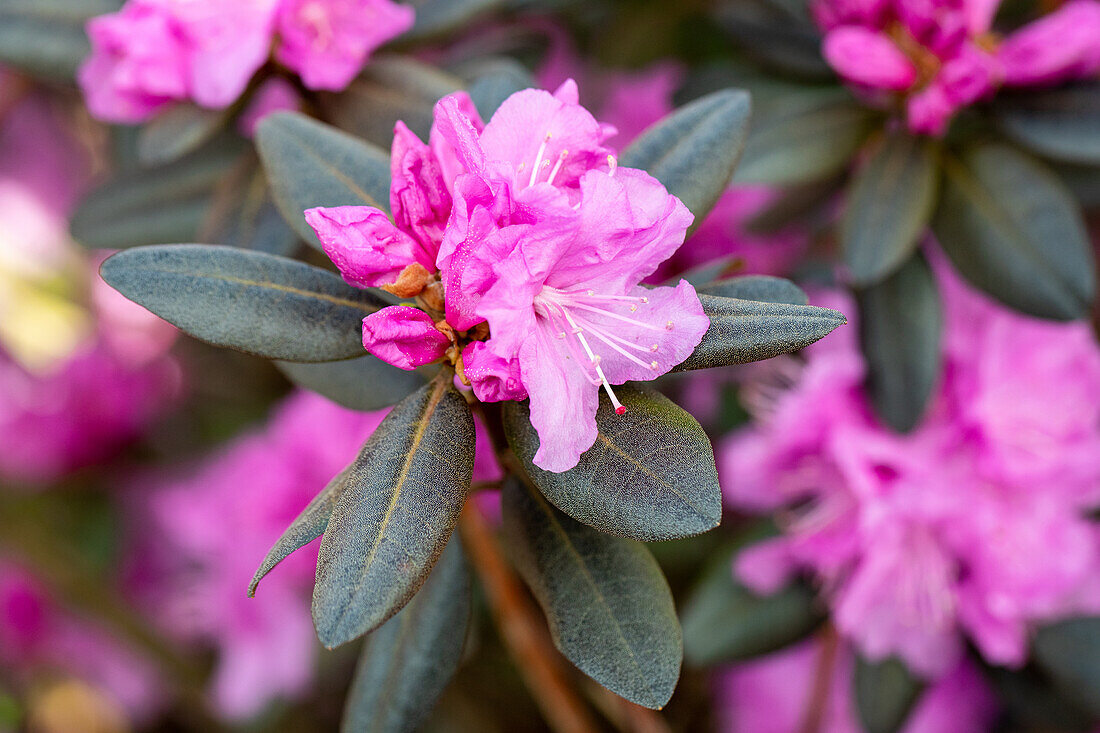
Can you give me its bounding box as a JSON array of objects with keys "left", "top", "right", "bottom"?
[
  {"left": 665, "top": 321, "right": 675, "bottom": 330},
  {"left": 559, "top": 308, "right": 625, "bottom": 415},
  {"left": 607, "top": 154, "right": 618, "bottom": 177},
  {"left": 529, "top": 133, "right": 551, "bottom": 188},
  {"left": 547, "top": 149, "right": 568, "bottom": 186},
  {"left": 650, "top": 344, "right": 659, "bottom": 352}
]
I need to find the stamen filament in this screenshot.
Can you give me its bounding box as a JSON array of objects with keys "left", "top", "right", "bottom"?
[
  {"left": 529, "top": 133, "right": 551, "bottom": 188},
  {"left": 547, "top": 150, "right": 568, "bottom": 186},
  {"left": 558, "top": 307, "right": 626, "bottom": 415}
]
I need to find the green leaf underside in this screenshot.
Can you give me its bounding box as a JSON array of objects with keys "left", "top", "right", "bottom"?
[
  {"left": 341, "top": 535, "right": 471, "bottom": 733},
  {"left": 312, "top": 377, "right": 474, "bottom": 649},
  {"left": 502, "top": 478, "right": 682, "bottom": 709},
  {"left": 275, "top": 357, "right": 425, "bottom": 413},
  {"left": 674, "top": 294, "right": 847, "bottom": 372},
  {"left": 933, "top": 143, "right": 1095, "bottom": 321},
  {"left": 854, "top": 656, "right": 925, "bottom": 733},
  {"left": 100, "top": 244, "right": 385, "bottom": 362},
  {"left": 249, "top": 467, "right": 352, "bottom": 597},
  {"left": 858, "top": 253, "right": 943, "bottom": 433},
  {"left": 1032, "top": 617, "right": 1100, "bottom": 718},
  {"left": 842, "top": 132, "right": 939, "bottom": 286},
  {"left": 696, "top": 275, "right": 808, "bottom": 306},
  {"left": 256, "top": 112, "right": 391, "bottom": 250},
  {"left": 995, "top": 82, "right": 1100, "bottom": 165},
  {"left": 681, "top": 548, "right": 821, "bottom": 666},
  {"left": 0, "top": 0, "right": 121, "bottom": 79},
  {"left": 504, "top": 387, "right": 721, "bottom": 542},
  {"left": 621, "top": 88, "right": 752, "bottom": 235}
]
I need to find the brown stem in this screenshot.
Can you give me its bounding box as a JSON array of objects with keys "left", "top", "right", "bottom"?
[
  {"left": 458, "top": 502, "right": 600, "bottom": 733},
  {"left": 798, "top": 622, "right": 840, "bottom": 733}
]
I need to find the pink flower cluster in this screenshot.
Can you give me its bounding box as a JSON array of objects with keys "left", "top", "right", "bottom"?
[
  {"left": 814, "top": 0, "right": 1100, "bottom": 134},
  {"left": 308, "top": 82, "right": 710, "bottom": 472},
  {"left": 719, "top": 257, "right": 1100, "bottom": 677},
  {"left": 79, "top": 0, "right": 415, "bottom": 123}
]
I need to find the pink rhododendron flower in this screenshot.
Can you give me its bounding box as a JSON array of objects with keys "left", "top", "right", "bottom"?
[
  {"left": 717, "top": 639, "right": 999, "bottom": 733},
  {"left": 306, "top": 205, "right": 437, "bottom": 288},
  {"left": 274, "top": 0, "right": 415, "bottom": 91},
  {"left": 719, "top": 257, "right": 1100, "bottom": 676},
  {"left": 361, "top": 305, "right": 451, "bottom": 370},
  {"left": 811, "top": 0, "right": 1100, "bottom": 135}
]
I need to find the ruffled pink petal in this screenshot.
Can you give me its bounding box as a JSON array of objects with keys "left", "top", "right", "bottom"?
[
  {"left": 429, "top": 91, "right": 486, "bottom": 190},
  {"left": 822, "top": 27, "right": 919, "bottom": 91},
  {"left": 463, "top": 340, "right": 528, "bottom": 402},
  {"left": 998, "top": 0, "right": 1100, "bottom": 87},
  {"left": 360, "top": 306, "right": 450, "bottom": 370},
  {"left": 389, "top": 121, "right": 451, "bottom": 254},
  {"left": 305, "top": 205, "right": 431, "bottom": 288},
  {"left": 274, "top": 0, "right": 415, "bottom": 91}
]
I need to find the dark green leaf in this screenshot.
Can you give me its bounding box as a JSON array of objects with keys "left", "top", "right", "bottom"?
[
  {"left": 985, "top": 664, "right": 1097, "bottom": 731},
  {"left": 697, "top": 275, "right": 808, "bottom": 306},
  {"left": 0, "top": 0, "right": 121, "bottom": 79},
  {"left": 256, "top": 112, "right": 391, "bottom": 251},
  {"left": 620, "top": 89, "right": 752, "bottom": 233},
  {"left": 1032, "top": 617, "right": 1100, "bottom": 717},
  {"left": 734, "top": 89, "right": 874, "bottom": 185},
  {"left": 673, "top": 293, "right": 847, "bottom": 371},
  {"left": 933, "top": 143, "right": 1095, "bottom": 320},
  {"left": 275, "top": 356, "right": 424, "bottom": 412},
  {"left": 249, "top": 467, "right": 351, "bottom": 597},
  {"left": 995, "top": 82, "right": 1100, "bottom": 165},
  {"left": 71, "top": 136, "right": 246, "bottom": 250},
  {"left": 313, "top": 377, "right": 474, "bottom": 648},
  {"left": 504, "top": 386, "right": 721, "bottom": 542},
  {"left": 198, "top": 153, "right": 299, "bottom": 256},
  {"left": 461, "top": 57, "right": 536, "bottom": 120},
  {"left": 854, "top": 656, "right": 925, "bottom": 733},
  {"left": 341, "top": 535, "right": 471, "bottom": 733},
  {"left": 402, "top": 0, "right": 504, "bottom": 42},
  {"left": 502, "top": 478, "right": 682, "bottom": 709},
  {"left": 99, "top": 244, "right": 386, "bottom": 362},
  {"left": 137, "top": 104, "right": 227, "bottom": 166},
  {"left": 713, "top": 0, "right": 833, "bottom": 80},
  {"left": 681, "top": 547, "right": 820, "bottom": 666},
  {"left": 858, "top": 253, "right": 942, "bottom": 433},
  {"left": 842, "top": 132, "right": 939, "bottom": 286}
]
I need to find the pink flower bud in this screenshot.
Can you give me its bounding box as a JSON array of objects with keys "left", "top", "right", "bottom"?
[
  {"left": 360, "top": 306, "right": 450, "bottom": 370},
  {"left": 822, "top": 27, "right": 919, "bottom": 91},
  {"left": 999, "top": 0, "right": 1100, "bottom": 87}
]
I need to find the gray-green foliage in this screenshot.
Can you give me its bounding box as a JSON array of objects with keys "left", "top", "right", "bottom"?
[{"left": 854, "top": 657, "right": 925, "bottom": 733}]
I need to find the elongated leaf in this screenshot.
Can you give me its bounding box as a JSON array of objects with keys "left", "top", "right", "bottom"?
[
  {"left": 0, "top": 0, "right": 121, "bottom": 79},
  {"left": 198, "top": 154, "right": 299, "bottom": 257},
  {"left": 713, "top": 0, "right": 833, "bottom": 80},
  {"left": 842, "top": 133, "right": 939, "bottom": 286},
  {"left": 1032, "top": 617, "right": 1100, "bottom": 717},
  {"left": 674, "top": 294, "right": 847, "bottom": 372},
  {"left": 620, "top": 89, "right": 752, "bottom": 233},
  {"left": 502, "top": 478, "right": 682, "bottom": 709},
  {"left": 858, "top": 253, "right": 942, "bottom": 433},
  {"left": 504, "top": 386, "right": 721, "bottom": 542},
  {"left": 462, "top": 57, "right": 536, "bottom": 120},
  {"left": 313, "top": 377, "right": 474, "bottom": 648},
  {"left": 276, "top": 356, "right": 424, "bottom": 412},
  {"left": 934, "top": 143, "right": 1095, "bottom": 321},
  {"left": 342, "top": 536, "right": 470, "bottom": 733},
  {"left": 249, "top": 467, "right": 352, "bottom": 597},
  {"left": 734, "top": 89, "right": 873, "bottom": 185},
  {"left": 402, "top": 0, "right": 504, "bottom": 42},
  {"left": 100, "top": 244, "right": 386, "bottom": 361},
  {"left": 995, "top": 82, "right": 1100, "bottom": 165},
  {"left": 256, "top": 112, "right": 391, "bottom": 250},
  {"left": 71, "top": 136, "right": 246, "bottom": 250},
  {"left": 854, "top": 656, "right": 925, "bottom": 733},
  {"left": 986, "top": 665, "right": 1097, "bottom": 731},
  {"left": 681, "top": 548, "right": 820, "bottom": 666},
  {"left": 138, "top": 104, "right": 227, "bottom": 166},
  {"left": 697, "top": 275, "right": 808, "bottom": 306}
]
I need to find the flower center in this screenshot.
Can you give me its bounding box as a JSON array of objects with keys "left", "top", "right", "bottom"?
[{"left": 534, "top": 286, "right": 676, "bottom": 416}]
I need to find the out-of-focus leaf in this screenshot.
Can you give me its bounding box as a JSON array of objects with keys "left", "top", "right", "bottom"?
[
  {"left": 933, "top": 143, "right": 1095, "bottom": 321},
  {"left": 502, "top": 478, "right": 682, "bottom": 709},
  {"left": 342, "top": 535, "right": 471, "bottom": 733},
  {"left": 137, "top": 104, "right": 227, "bottom": 166},
  {"left": 402, "top": 0, "right": 504, "bottom": 42},
  {"left": 275, "top": 356, "right": 424, "bottom": 412},
  {"left": 70, "top": 135, "right": 246, "bottom": 249},
  {"left": 460, "top": 57, "right": 535, "bottom": 120},
  {"left": 697, "top": 275, "right": 808, "bottom": 306},
  {"left": 994, "top": 82, "right": 1100, "bottom": 165},
  {"left": 985, "top": 665, "right": 1096, "bottom": 732},
  {"left": 842, "top": 132, "right": 939, "bottom": 286},
  {"left": 1032, "top": 617, "right": 1100, "bottom": 717},
  {"left": 681, "top": 547, "right": 821, "bottom": 666},
  {"left": 854, "top": 656, "right": 925, "bottom": 733},
  {"left": 858, "top": 253, "right": 942, "bottom": 433},
  {"left": 713, "top": 0, "right": 833, "bottom": 80},
  {"left": 0, "top": 0, "right": 121, "bottom": 79},
  {"left": 313, "top": 377, "right": 474, "bottom": 648},
  {"left": 199, "top": 153, "right": 299, "bottom": 256},
  {"left": 673, "top": 294, "right": 846, "bottom": 371},
  {"left": 744, "top": 178, "right": 840, "bottom": 235},
  {"left": 734, "top": 89, "right": 874, "bottom": 185},
  {"left": 100, "top": 244, "right": 386, "bottom": 362},
  {"left": 321, "top": 56, "right": 463, "bottom": 145},
  {"left": 256, "top": 112, "right": 391, "bottom": 251},
  {"left": 249, "top": 467, "right": 351, "bottom": 597},
  {"left": 504, "top": 386, "right": 721, "bottom": 542},
  {"left": 620, "top": 89, "right": 752, "bottom": 234}
]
